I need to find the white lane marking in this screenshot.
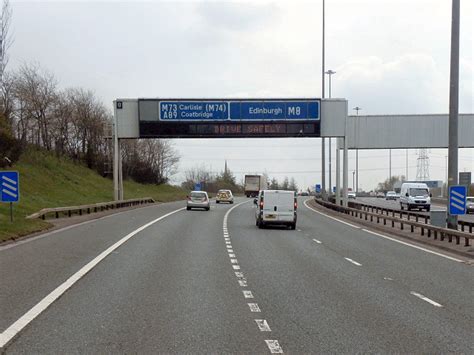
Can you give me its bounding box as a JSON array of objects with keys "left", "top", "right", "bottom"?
[
  {"left": 228, "top": 253, "right": 236, "bottom": 258},
  {"left": 0, "top": 202, "right": 169, "bottom": 252},
  {"left": 265, "top": 340, "right": 283, "bottom": 353},
  {"left": 0, "top": 207, "right": 185, "bottom": 348},
  {"left": 248, "top": 303, "right": 261, "bottom": 312},
  {"left": 384, "top": 277, "right": 394, "bottom": 281},
  {"left": 235, "top": 272, "right": 244, "bottom": 278},
  {"left": 410, "top": 291, "right": 443, "bottom": 307},
  {"left": 232, "top": 265, "right": 241, "bottom": 270},
  {"left": 255, "top": 319, "right": 271, "bottom": 331},
  {"left": 239, "top": 279, "right": 248, "bottom": 287},
  {"left": 344, "top": 257, "right": 362, "bottom": 266},
  {"left": 312, "top": 238, "right": 322, "bottom": 244},
  {"left": 304, "top": 199, "right": 361, "bottom": 229},
  {"left": 243, "top": 290, "right": 254, "bottom": 299},
  {"left": 225, "top": 241, "right": 231, "bottom": 245},
  {"left": 228, "top": 249, "right": 234, "bottom": 253},
  {"left": 361, "top": 229, "right": 464, "bottom": 263},
  {"left": 226, "top": 245, "right": 232, "bottom": 249},
  {"left": 297, "top": 229, "right": 302, "bottom": 232},
  {"left": 230, "top": 258, "right": 238, "bottom": 264}
]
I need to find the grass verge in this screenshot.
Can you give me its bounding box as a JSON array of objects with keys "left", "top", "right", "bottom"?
[{"left": 0, "top": 148, "right": 186, "bottom": 242}]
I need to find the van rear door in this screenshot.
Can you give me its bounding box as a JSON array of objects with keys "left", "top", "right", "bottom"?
[
  {"left": 262, "top": 191, "right": 279, "bottom": 221},
  {"left": 277, "top": 191, "right": 295, "bottom": 222}
]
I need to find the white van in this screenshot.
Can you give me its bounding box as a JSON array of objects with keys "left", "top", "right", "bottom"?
[
  {"left": 255, "top": 190, "right": 297, "bottom": 229},
  {"left": 399, "top": 183, "right": 431, "bottom": 211}
]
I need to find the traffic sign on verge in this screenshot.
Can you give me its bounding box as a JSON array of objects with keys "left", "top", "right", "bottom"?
[
  {"left": 449, "top": 185, "right": 466, "bottom": 215},
  {"left": 315, "top": 184, "right": 321, "bottom": 193},
  {"left": 0, "top": 171, "right": 19, "bottom": 202}
]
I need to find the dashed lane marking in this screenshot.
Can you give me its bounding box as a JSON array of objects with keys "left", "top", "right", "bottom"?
[
  {"left": 410, "top": 291, "right": 443, "bottom": 307},
  {"left": 229, "top": 253, "right": 236, "bottom": 258},
  {"left": 239, "top": 279, "right": 248, "bottom": 287},
  {"left": 344, "top": 257, "right": 362, "bottom": 266},
  {"left": 243, "top": 290, "right": 254, "bottom": 299},
  {"left": 248, "top": 303, "right": 261, "bottom": 312},
  {"left": 255, "top": 319, "right": 271, "bottom": 331},
  {"left": 265, "top": 340, "right": 284, "bottom": 353},
  {"left": 230, "top": 259, "right": 238, "bottom": 264},
  {"left": 232, "top": 265, "right": 241, "bottom": 270},
  {"left": 312, "top": 238, "right": 322, "bottom": 244},
  {"left": 235, "top": 272, "right": 244, "bottom": 278}
]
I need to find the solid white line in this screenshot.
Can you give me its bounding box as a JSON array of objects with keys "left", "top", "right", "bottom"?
[
  {"left": 344, "top": 257, "right": 362, "bottom": 266},
  {"left": 410, "top": 291, "right": 443, "bottom": 307},
  {"left": 0, "top": 201, "right": 169, "bottom": 252},
  {"left": 312, "top": 238, "right": 322, "bottom": 244},
  {"left": 248, "top": 303, "right": 261, "bottom": 312},
  {"left": 255, "top": 319, "right": 271, "bottom": 331},
  {"left": 265, "top": 340, "right": 283, "bottom": 353},
  {"left": 304, "top": 199, "right": 361, "bottom": 229},
  {"left": 243, "top": 290, "right": 254, "bottom": 299},
  {"left": 0, "top": 207, "right": 185, "bottom": 348},
  {"left": 361, "top": 229, "right": 464, "bottom": 263}
]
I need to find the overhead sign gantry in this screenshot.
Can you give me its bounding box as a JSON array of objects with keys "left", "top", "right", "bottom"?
[{"left": 123, "top": 98, "right": 322, "bottom": 138}]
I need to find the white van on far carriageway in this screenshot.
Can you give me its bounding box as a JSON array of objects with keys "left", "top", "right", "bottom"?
[
  {"left": 255, "top": 190, "right": 297, "bottom": 230},
  {"left": 399, "top": 182, "right": 432, "bottom": 212}
]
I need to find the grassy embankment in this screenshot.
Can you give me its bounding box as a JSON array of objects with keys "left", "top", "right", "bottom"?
[{"left": 0, "top": 148, "right": 186, "bottom": 242}]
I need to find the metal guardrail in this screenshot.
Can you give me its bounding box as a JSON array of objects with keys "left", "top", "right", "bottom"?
[
  {"left": 315, "top": 199, "right": 473, "bottom": 247},
  {"left": 345, "top": 200, "right": 474, "bottom": 234},
  {"left": 26, "top": 197, "right": 155, "bottom": 220}
]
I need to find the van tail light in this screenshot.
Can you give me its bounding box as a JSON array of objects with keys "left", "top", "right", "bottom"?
[
  {"left": 294, "top": 200, "right": 298, "bottom": 209},
  {"left": 260, "top": 198, "right": 264, "bottom": 209}
]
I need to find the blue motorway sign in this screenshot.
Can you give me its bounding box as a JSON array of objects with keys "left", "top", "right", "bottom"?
[
  {"left": 160, "top": 101, "right": 228, "bottom": 120},
  {"left": 0, "top": 171, "right": 19, "bottom": 202},
  {"left": 158, "top": 99, "right": 320, "bottom": 121},
  {"left": 194, "top": 182, "right": 202, "bottom": 191},
  {"left": 449, "top": 185, "right": 466, "bottom": 215},
  {"left": 315, "top": 184, "right": 321, "bottom": 193}
]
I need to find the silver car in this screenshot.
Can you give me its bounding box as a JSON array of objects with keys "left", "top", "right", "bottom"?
[{"left": 187, "top": 191, "right": 210, "bottom": 211}]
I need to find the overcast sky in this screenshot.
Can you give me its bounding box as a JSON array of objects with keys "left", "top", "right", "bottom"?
[{"left": 9, "top": 0, "right": 474, "bottom": 191}]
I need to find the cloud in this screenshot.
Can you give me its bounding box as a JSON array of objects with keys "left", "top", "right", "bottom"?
[
  {"left": 334, "top": 54, "right": 448, "bottom": 114},
  {"left": 195, "top": 2, "right": 280, "bottom": 33}
]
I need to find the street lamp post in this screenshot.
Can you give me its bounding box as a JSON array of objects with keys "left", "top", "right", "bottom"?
[
  {"left": 447, "top": 0, "right": 460, "bottom": 229},
  {"left": 325, "top": 69, "right": 336, "bottom": 196},
  {"left": 321, "top": 0, "right": 326, "bottom": 200},
  {"left": 353, "top": 107, "right": 362, "bottom": 194},
  {"left": 352, "top": 171, "right": 355, "bottom": 191}
]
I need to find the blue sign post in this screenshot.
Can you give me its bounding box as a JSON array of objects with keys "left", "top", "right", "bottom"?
[
  {"left": 0, "top": 171, "right": 20, "bottom": 222},
  {"left": 449, "top": 185, "right": 466, "bottom": 215},
  {"left": 315, "top": 184, "right": 321, "bottom": 194},
  {"left": 194, "top": 182, "right": 202, "bottom": 191}
]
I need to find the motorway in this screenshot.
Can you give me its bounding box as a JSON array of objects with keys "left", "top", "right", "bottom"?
[
  {"left": 357, "top": 197, "right": 474, "bottom": 223},
  {"left": 1, "top": 198, "right": 473, "bottom": 353}
]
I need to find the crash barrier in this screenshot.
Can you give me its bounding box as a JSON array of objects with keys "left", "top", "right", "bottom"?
[
  {"left": 26, "top": 197, "right": 155, "bottom": 220},
  {"left": 315, "top": 199, "right": 473, "bottom": 247},
  {"left": 328, "top": 198, "right": 473, "bottom": 234}
]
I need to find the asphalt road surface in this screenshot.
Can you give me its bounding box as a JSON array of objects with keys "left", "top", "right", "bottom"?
[
  {"left": 1, "top": 198, "right": 473, "bottom": 353},
  {"left": 357, "top": 197, "right": 474, "bottom": 223}
]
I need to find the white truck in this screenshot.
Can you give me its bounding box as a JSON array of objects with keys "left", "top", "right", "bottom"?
[{"left": 244, "top": 175, "right": 267, "bottom": 197}]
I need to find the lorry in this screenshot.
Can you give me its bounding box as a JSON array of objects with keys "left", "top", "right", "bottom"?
[{"left": 244, "top": 174, "right": 267, "bottom": 197}]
